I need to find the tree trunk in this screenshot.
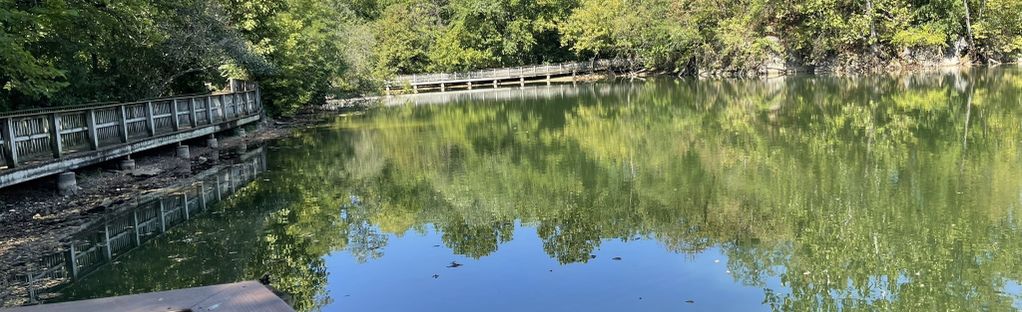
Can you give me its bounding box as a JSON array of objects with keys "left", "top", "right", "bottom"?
[
  {"left": 867, "top": 0, "right": 878, "bottom": 56},
  {"left": 962, "top": 0, "right": 976, "bottom": 61}
]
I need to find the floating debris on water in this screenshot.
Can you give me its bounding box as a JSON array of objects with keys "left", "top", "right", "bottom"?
[{"left": 446, "top": 261, "right": 463, "bottom": 268}]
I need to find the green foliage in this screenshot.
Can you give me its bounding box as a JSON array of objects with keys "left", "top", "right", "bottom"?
[
  {"left": 893, "top": 24, "right": 949, "bottom": 48},
  {"left": 371, "top": 0, "right": 440, "bottom": 76},
  {"left": 971, "top": 0, "right": 1022, "bottom": 57}
]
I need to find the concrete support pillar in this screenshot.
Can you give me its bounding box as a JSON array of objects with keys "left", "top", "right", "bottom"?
[
  {"left": 57, "top": 172, "right": 78, "bottom": 196},
  {"left": 440, "top": 83, "right": 446, "bottom": 92},
  {"left": 206, "top": 135, "right": 219, "bottom": 149},
  {"left": 413, "top": 85, "right": 419, "bottom": 94},
  {"left": 176, "top": 144, "right": 191, "bottom": 159},
  {"left": 467, "top": 82, "right": 473, "bottom": 90},
  {"left": 520, "top": 77, "right": 525, "bottom": 87},
  {"left": 493, "top": 80, "right": 498, "bottom": 88},
  {"left": 119, "top": 156, "right": 136, "bottom": 171},
  {"left": 385, "top": 85, "right": 391, "bottom": 96},
  {"left": 546, "top": 75, "right": 552, "bottom": 85}
]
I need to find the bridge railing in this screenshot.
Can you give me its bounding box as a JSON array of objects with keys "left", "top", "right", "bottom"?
[
  {"left": 386, "top": 59, "right": 633, "bottom": 86},
  {"left": 0, "top": 80, "right": 261, "bottom": 169}
]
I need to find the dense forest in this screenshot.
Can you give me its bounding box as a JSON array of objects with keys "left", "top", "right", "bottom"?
[{"left": 2, "top": 0, "right": 1021, "bottom": 115}]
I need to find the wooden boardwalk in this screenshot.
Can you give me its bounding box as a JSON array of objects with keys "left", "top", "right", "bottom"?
[
  {"left": 384, "top": 59, "right": 631, "bottom": 94},
  {"left": 0, "top": 80, "right": 262, "bottom": 189},
  {"left": 1, "top": 281, "right": 294, "bottom": 312}
]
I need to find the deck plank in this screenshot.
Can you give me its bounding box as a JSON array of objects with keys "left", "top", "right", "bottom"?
[{"left": 1, "top": 281, "right": 293, "bottom": 312}]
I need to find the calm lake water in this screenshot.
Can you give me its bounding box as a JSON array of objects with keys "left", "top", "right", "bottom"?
[{"left": 49, "top": 68, "right": 1022, "bottom": 311}]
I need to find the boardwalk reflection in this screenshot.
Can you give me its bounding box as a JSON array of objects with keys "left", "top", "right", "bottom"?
[
  {"left": 0, "top": 147, "right": 267, "bottom": 307},
  {"left": 380, "top": 82, "right": 634, "bottom": 107}
]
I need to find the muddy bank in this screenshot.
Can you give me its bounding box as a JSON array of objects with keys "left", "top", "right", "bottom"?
[{"left": 0, "top": 116, "right": 321, "bottom": 282}]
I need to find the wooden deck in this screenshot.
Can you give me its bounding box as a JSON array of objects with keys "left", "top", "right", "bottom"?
[
  {"left": 0, "top": 80, "right": 262, "bottom": 189},
  {"left": 1, "top": 281, "right": 294, "bottom": 312},
  {"left": 384, "top": 59, "right": 632, "bottom": 94}
]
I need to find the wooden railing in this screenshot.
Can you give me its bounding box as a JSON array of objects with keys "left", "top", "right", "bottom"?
[
  {"left": 386, "top": 59, "right": 633, "bottom": 86},
  {"left": 0, "top": 81, "right": 260, "bottom": 169}
]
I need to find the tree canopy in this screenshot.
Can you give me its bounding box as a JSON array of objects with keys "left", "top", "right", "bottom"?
[{"left": 2, "top": 0, "right": 1021, "bottom": 115}]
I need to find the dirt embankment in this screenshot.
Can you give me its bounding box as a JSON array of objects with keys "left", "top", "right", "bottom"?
[{"left": 0, "top": 116, "right": 318, "bottom": 277}]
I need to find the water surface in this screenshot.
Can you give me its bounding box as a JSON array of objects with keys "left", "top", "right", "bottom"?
[{"left": 51, "top": 68, "right": 1022, "bottom": 311}]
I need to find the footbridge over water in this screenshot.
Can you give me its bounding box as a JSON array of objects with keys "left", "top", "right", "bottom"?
[
  {"left": 384, "top": 59, "right": 632, "bottom": 94},
  {"left": 0, "top": 80, "right": 262, "bottom": 189}
]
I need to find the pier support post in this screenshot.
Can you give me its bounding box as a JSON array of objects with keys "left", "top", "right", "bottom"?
[
  {"left": 176, "top": 144, "right": 191, "bottom": 159},
  {"left": 206, "top": 135, "right": 219, "bottom": 149},
  {"left": 413, "top": 85, "right": 418, "bottom": 94},
  {"left": 57, "top": 172, "right": 78, "bottom": 196},
  {"left": 546, "top": 75, "right": 551, "bottom": 85},
  {"left": 493, "top": 80, "right": 498, "bottom": 88},
  {"left": 119, "top": 156, "right": 136, "bottom": 171},
  {"left": 520, "top": 77, "right": 525, "bottom": 87},
  {"left": 467, "top": 82, "right": 473, "bottom": 90},
  {"left": 440, "top": 83, "right": 446, "bottom": 92}
]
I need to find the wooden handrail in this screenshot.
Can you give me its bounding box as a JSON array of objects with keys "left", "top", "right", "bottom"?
[
  {"left": 0, "top": 80, "right": 262, "bottom": 169},
  {"left": 385, "top": 59, "right": 633, "bottom": 86}
]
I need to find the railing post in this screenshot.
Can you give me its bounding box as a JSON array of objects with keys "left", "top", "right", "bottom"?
[
  {"left": 170, "top": 99, "right": 181, "bottom": 131},
  {"left": 215, "top": 173, "right": 222, "bottom": 201},
  {"left": 222, "top": 94, "right": 231, "bottom": 119},
  {"left": 85, "top": 109, "right": 99, "bottom": 150},
  {"left": 49, "top": 113, "right": 63, "bottom": 158},
  {"left": 1, "top": 118, "right": 18, "bottom": 167},
  {"left": 255, "top": 83, "right": 262, "bottom": 112},
  {"left": 133, "top": 209, "right": 141, "bottom": 246},
  {"left": 242, "top": 91, "right": 250, "bottom": 115},
  {"left": 206, "top": 96, "right": 215, "bottom": 124},
  {"left": 66, "top": 242, "right": 78, "bottom": 279},
  {"left": 158, "top": 199, "right": 166, "bottom": 233},
  {"left": 182, "top": 193, "right": 190, "bottom": 220},
  {"left": 145, "top": 101, "right": 156, "bottom": 136},
  {"left": 198, "top": 182, "right": 207, "bottom": 209},
  {"left": 189, "top": 98, "right": 198, "bottom": 127},
  {"left": 102, "top": 224, "right": 113, "bottom": 260},
  {"left": 118, "top": 105, "right": 129, "bottom": 143}
]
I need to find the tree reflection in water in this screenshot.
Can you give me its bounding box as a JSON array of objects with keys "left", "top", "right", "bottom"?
[{"left": 55, "top": 67, "right": 1022, "bottom": 311}]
